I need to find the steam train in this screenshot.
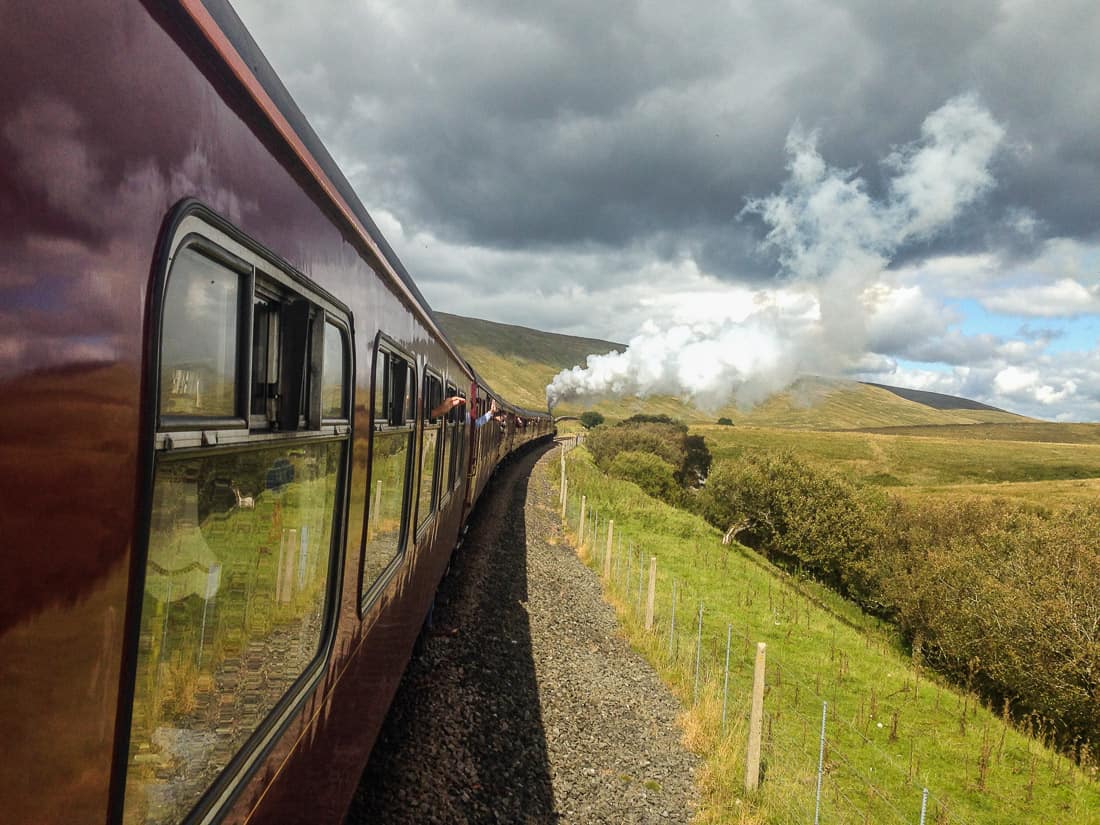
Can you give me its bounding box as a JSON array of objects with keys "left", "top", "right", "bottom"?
[{"left": 0, "top": 2, "right": 553, "bottom": 823}]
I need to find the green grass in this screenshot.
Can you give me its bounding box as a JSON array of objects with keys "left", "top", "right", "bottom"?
[
  {"left": 857, "top": 422, "right": 1100, "bottom": 443},
  {"left": 698, "top": 424, "right": 1100, "bottom": 497},
  {"left": 552, "top": 447, "right": 1100, "bottom": 824}
]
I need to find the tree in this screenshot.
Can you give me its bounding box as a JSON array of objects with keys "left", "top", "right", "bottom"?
[
  {"left": 584, "top": 419, "right": 711, "bottom": 489},
  {"left": 607, "top": 451, "right": 679, "bottom": 504},
  {"left": 701, "top": 451, "right": 886, "bottom": 605},
  {"left": 683, "top": 435, "right": 712, "bottom": 486},
  {"left": 579, "top": 410, "right": 605, "bottom": 429},
  {"left": 717, "top": 417, "right": 733, "bottom": 425}
]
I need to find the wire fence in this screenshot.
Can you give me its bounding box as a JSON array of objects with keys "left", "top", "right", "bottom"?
[{"left": 552, "top": 444, "right": 1096, "bottom": 825}]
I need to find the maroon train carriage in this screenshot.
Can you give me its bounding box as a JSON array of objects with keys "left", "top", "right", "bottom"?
[{"left": 0, "top": 2, "right": 553, "bottom": 824}]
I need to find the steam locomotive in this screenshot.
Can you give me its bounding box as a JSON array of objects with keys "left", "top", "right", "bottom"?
[{"left": 0, "top": 2, "right": 552, "bottom": 823}]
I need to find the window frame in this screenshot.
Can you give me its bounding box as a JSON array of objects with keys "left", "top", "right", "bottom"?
[
  {"left": 151, "top": 221, "right": 351, "bottom": 451},
  {"left": 415, "top": 368, "right": 444, "bottom": 536},
  {"left": 157, "top": 238, "right": 254, "bottom": 433},
  {"left": 359, "top": 334, "right": 417, "bottom": 612},
  {"left": 444, "top": 382, "right": 465, "bottom": 494},
  {"left": 320, "top": 318, "right": 352, "bottom": 425},
  {"left": 436, "top": 381, "right": 457, "bottom": 507},
  {"left": 115, "top": 203, "right": 354, "bottom": 825}
]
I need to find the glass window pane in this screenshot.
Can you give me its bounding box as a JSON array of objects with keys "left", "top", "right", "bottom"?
[
  {"left": 321, "top": 323, "right": 345, "bottom": 419},
  {"left": 160, "top": 247, "right": 240, "bottom": 418},
  {"left": 417, "top": 427, "right": 438, "bottom": 526},
  {"left": 251, "top": 298, "right": 276, "bottom": 418},
  {"left": 451, "top": 419, "right": 465, "bottom": 491},
  {"left": 124, "top": 441, "right": 343, "bottom": 825},
  {"left": 362, "top": 429, "right": 411, "bottom": 590},
  {"left": 439, "top": 423, "right": 451, "bottom": 499},
  {"left": 298, "top": 318, "right": 313, "bottom": 421},
  {"left": 404, "top": 365, "right": 416, "bottom": 422},
  {"left": 373, "top": 351, "right": 387, "bottom": 423}
]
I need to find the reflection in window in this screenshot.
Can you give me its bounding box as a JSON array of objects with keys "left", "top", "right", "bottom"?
[
  {"left": 417, "top": 427, "right": 438, "bottom": 528},
  {"left": 123, "top": 441, "right": 343, "bottom": 825},
  {"left": 321, "top": 323, "right": 345, "bottom": 419},
  {"left": 362, "top": 430, "right": 412, "bottom": 589},
  {"left": 160, "top": 247, "right": 240, "bottom": 418}
]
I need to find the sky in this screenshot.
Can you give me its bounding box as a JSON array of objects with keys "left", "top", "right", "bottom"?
[{"left": 232, "top": 0, "right": 1100, "bottom": 420}]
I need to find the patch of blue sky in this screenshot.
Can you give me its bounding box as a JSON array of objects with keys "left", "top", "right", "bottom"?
[{"left": 947, "top": 298, "right": 1099, "bottom": 354}]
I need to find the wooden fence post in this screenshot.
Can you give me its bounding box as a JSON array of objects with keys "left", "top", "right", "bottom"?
[
  {"left": 745, "top": 642, "right": 767, "bottom": 792},
  {"left": 579, "top": 495, "right": 587, "bottom": 548},
  {"left": 560, "top": 447, "right": 566, "bottom": 504},
  {"left": 645, "top": 556, "right": 657, "bottom": 630},
  {"left": 604, "top": 520, "right": 614, "bottom": 579}
]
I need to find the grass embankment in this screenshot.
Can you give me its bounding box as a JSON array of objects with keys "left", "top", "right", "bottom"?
[
  {"left": 552, "top": 445, "right": 1100, "bottom": 825},
  {"left": 699, "top": 424, "right": 1100, "bottom": 509}
]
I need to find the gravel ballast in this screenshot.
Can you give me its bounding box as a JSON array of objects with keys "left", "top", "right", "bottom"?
[{"left": 347, "top": 441, "right": 699, "bottom": 824}]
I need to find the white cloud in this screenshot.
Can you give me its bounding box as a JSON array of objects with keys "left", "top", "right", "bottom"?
[
  {"left": 982, "top": 278, "right": 1100, "bottom": 318},
  {"left": 549, "top": 96, "right": 1007, "bottom": 407},
  {"left": 993, "top": 365, "right": 1041, "bottom": 396}
]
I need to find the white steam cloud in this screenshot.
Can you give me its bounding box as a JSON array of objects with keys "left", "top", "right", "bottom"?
[{"left": 546, "top": 95, "right": 1005, "bottom": 410}]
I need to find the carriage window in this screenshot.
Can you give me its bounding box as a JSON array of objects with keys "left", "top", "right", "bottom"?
[
  {"left": 321, "top": 322, "right": 346, "bottom": 420},
  {"left": 251, "top": 297, "right": 280, "bottom": 419},
  {"left": 417, "top": 428, "right": 438, "bottom": 526},
  {"left": 125, "top": 441, "right": 343, "bottom": 825},
  {"left": 159, "top": 247, "right": 242, "bottom": 419},
  {"left": 417, "top": 373, "right": 443, "bottom": 528},
  {"left": 403, "top": 364, "right": 416, "bottom": 422},
  {"left": 127, "top": 224, "right": 350, "bottom": 825},
  {"left": 372, "top": 351, "right": 387, "bottom": 424},
  {"left": 362, "top": 346, "right": 415, "bottom": 602},
  {"left": 444, "top": 385, "right": 464, "bottom": 493},
  {"left": 452, "top": 402, "right": 466, "bottom": 492}
]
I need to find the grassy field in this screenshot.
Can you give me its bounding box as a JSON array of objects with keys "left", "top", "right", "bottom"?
[
  {"left": 858, "top": 422, "right": 1100, "bottom": 444},
  {"left": 553, "top": 446, "right": 1100, "bottom": 824},
  {"left": 697, "top": 423, "right": 1100, "bottom": 506}
]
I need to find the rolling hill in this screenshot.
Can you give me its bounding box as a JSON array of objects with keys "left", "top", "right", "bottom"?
[{"left": 435, "top": 312, "right": 1032, "bottom": 429}]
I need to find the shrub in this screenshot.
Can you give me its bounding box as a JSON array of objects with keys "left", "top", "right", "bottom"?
[
  {"left": 585, "top": 418, "right": 711, "bottom": 489},
  {"left": 579, "top": 410, "right": 605, "bottom": 429},
  {"left": 700, "top": 451, "right": 888, "bottom": 608},
  {"left": 607, "top": 451, "right": 680, "bottom": 504},
  {"left": 880, "top": 498, "right": 1100, "bottom": 747},
  {"left": 717, "top": 417, "right": 733, "bottom": 425},
  {"left": 703, "top": 453, "right": 1100, "bottom": 749}
]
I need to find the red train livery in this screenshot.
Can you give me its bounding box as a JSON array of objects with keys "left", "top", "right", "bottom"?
[{"left": 0, "top": 2, "right": 553, "bottom": 823}]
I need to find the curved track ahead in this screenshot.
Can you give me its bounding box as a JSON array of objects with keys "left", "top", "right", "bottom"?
[{"left": 347, "top": 443, "right": 699, "bottom": 824}]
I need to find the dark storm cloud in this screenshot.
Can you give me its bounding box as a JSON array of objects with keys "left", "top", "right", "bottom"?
[{"left": 235, "top": 0, "right": 1100, "bottom": 272}]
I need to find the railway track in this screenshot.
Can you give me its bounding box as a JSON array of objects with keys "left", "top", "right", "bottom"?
[{"left": 346, "top": 442, "right": 699, "bottom": 824}]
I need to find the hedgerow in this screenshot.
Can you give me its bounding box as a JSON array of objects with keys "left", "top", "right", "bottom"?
[{"left": 700, "top": 449, "right": 1100, "bottom": 754}]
